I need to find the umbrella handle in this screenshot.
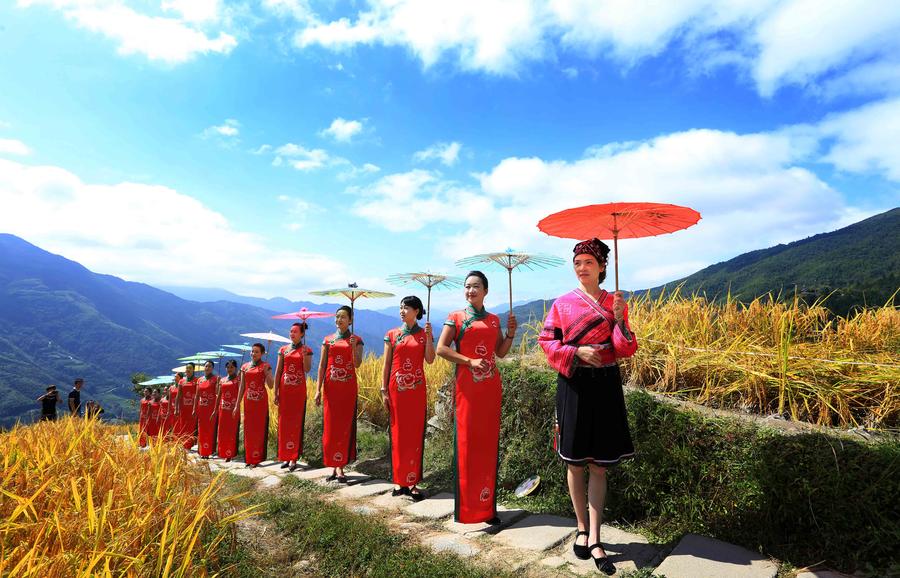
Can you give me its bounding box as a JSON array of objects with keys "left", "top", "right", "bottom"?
[
  {"left": 426, "top": 286, "right": 432, "bottom": 324},
  {"left": 614, "top": 234, "right": 619, "bottom": 292},
  {"left": 508, "top": 267, "right": 513, "bottom": 318}
]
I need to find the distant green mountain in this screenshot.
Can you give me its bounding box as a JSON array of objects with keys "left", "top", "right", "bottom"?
[
  {"left": 651, "top": 207, "right": 900, "bottom": 314},
  {"left": 0, "top": 235, "right": 396, "bottom": 427}
]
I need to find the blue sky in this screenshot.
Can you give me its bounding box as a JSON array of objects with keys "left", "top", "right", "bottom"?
[{"left": 1, "top": 0, "right": 898, "bottom": 310}]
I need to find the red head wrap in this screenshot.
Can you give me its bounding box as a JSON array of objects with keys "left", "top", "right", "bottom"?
[{"left": 572, "top": 238, "right": 610, "bottom": 264}]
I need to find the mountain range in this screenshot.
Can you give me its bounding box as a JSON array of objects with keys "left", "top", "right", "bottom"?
[{"left": 0, "top": 235, "right": 398, "bottom": 427}]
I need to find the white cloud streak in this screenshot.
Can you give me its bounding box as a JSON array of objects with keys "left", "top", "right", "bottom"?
[
  {"left": 17, "top": 0, "right": 237, "bottom": 64},
  {"left": 293, "top": 0, "right": 900, "bottom": 97},
  {"left": 0, "top": 139, "right": 32, "bottom": 156},
  {"left": 0, "top": 157, "right": 348, "bottom": 297},
  {"left": 319, "top": 117, "right": 365, "bottom": 143},
  {"left": 414, "top": 141, "right": 461, "bottom": 166}
]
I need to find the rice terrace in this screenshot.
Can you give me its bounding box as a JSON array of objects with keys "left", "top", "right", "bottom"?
[{"left": 1, "top": 1, "right": 899, "bottom": 577}]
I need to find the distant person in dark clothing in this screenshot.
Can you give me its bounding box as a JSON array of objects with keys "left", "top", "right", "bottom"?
[
  {"left": 69, "top": 378, "right": 84, "bottom": 416},
  {"left": 85, "top": 400, "right": 105, "bottom": 419},
  {"left": 37, "top": 385, "right": 61, "bottom": 421}
]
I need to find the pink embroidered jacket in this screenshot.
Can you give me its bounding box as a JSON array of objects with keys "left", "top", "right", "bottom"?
[{"left": 538, "top": 289, "right": 637, "bottom": 378}]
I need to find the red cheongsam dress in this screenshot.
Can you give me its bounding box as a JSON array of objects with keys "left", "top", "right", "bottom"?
[
  {"left": 138, "top": 397, "right": 151, "bottom": 448},
  {"left": 196, "top": 375, "right": 218, "bottom": 457},
  {"left": 216, "top": 374, "right": 240, "bottom": 459},
  {"left": 444, "top": 307, "right": 503, "bottom": 523},
  {"left": 385, "top": 326, "right": 428, "bottom": 487},
  {"left": 159, "top": 397, "right": 172, "bottom": 441},
  {"left": 146, "top": 399, "right": 161, "bottom": 440},
  {"left": 241, "top": 361, "right": 271, "bottom": 465},
  {"left": 176, "top": 376, "right": 199, "bottom": 449},
  {"left": 322, "top": 333, "right": 363, "bottom": 468},
  {"left": 277, "top": 343, "right": 313, "bottom": 462}
]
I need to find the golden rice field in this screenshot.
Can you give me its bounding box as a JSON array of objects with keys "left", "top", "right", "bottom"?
[
  {"left": 520, "top": 289, "right": 900, "bottom": 429},
  {"left": 0, "top": 417, "right": 252, "bottom": 577}
]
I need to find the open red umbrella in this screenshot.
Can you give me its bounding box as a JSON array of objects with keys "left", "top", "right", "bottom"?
[{"left": 537, "top": 202, "right": 701, "bottom": 290}]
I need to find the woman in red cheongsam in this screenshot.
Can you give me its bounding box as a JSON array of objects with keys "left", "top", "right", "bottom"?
[
  {"left": 234, "top": 344, "right": 273, "bottom": 468},
  {"left": 315, "top": 306, "right": 364, "bottom": 483},
  {"left": 138, "top": 387, "right": 152, "bottom": 448},
  {"left": 215, "top": 360, "right": 240, "bottom": 461},
  {"left": 194, "top": 360, "right": 219, "bottom": 458},
  {"left": 275, "top": 322, "right": 313, "bottom": 471},
  {"left": 436, "top": 271, "right": 517, "bottom": 524},
  {"left": 381, "top": 296, "right": 434, "bottom": 500},
  {"left": 146, "top": 389, "right": 162, "bottom": 442},
  {"left": 174, "top": 363, "right": 199, "bottom": 450}
]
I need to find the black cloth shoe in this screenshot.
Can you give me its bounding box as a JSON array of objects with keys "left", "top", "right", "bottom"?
[
  {"left": 573, "top": 531, "right": 590, "bottom": 560},
  {"left": 409, "top": 488, "right": 425, "bottom": 502},
  {"left": 589, "top": 544, "right": 616, "bottom": 575},
  {"left": 391, "top": 487, "right": 410, "bottom": 497},
  {"left": 280, "top": 462, "right": 290, "bottom": 469}
]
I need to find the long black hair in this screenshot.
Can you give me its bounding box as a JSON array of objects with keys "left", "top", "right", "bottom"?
[{"left": 401, "top": 295, "right": 425, "bottom": 320}]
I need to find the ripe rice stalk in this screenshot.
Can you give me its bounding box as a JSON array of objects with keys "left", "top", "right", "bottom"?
[
  {"left": 0, "top": 417, "right": 254, "bottom": 577},
  {"left": 515, "top": 289, "right": 899, "bottom": 429}
]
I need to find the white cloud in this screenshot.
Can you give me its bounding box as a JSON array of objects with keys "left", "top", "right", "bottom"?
[
  {"left": 203, "top": 118, "right": 240, "bottom": 139},
  {"left": 293, "top": 0, "right": 900, "bottom": 97},
  {"left": 353, "top": 121, "right": 884, "bottom": 291},
  {"left": 161, "top": 0, "right": 219, "bottom": 24},
  {"left": 816, "top": 97, "right": 900, "bottom": 181},
  {"left": 17, "top": 0, "right": 237, "bottom": 64},
  {"left": 414, "top": 141, "right": 462, "bottom": 166},
  {"left": 0, "top": 139, "right": 32, "bottom": 156},
  {"left": 252, "top": 144, "right": 273, "bottom": 155},
  {"left": 272, "top": 142, "right": 346, "bottom": 171},
  {"left": 337, "top": 162, "right": 381, "bottom": 181},
  {"left": 0, "top": 157, "right": 348, "bottom": 297},
  {"left": 351, "top": 169, "right": 494, "bottom": 233},
  {"left": 319, "top": 117, "right": 365, "bottom": 143},
  {"left": 561, "top": 66, "right": 578, "bottom": 79}
]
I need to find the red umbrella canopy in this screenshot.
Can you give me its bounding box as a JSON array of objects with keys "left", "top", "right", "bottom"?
[
  {"left": 271, "top": 307, "right": 332, "bottom": 321},
  {"left": 537, "top": 202, "right": 701, "bottom": 240},
  {"left": 537, "top": 202, "right": 701, "bottom": 290}
]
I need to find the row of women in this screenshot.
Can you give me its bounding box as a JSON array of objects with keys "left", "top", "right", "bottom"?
[{"left": 138, "top": 237, "right": 635, "bottom": 576}]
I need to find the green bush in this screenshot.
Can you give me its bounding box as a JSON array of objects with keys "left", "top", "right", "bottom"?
[{"left": 423, "top": 360, "right": 900, "bottom": 573}]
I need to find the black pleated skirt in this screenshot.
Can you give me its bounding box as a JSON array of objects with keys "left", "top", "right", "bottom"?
[{"left": 555, "top": 365, "right": 634, "bottom": 466}]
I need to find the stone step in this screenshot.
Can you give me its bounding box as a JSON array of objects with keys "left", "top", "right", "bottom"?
[
  {"left": 653, "top": 534, "right": 778, "bottom": 578},
  {"left": 491, "top": 514, "right": 576, "bottom": 552},
  {"left": 423, "top": 533, "right": 480, "bottom": 558},
  {"left": 443, "top": 506, "right": 527, "bottom": 537},
  {"left": 796, "top": 571, "right": 855, "bottom": 578},
  {"left": 403, "top": 492, "right": 455, "bottom": 519},
  {"left": 334, "top": 479, "right": 394, "bottom": 499},
  {"left": 561, "top": 525, "right": 662, "bottom": 575}
]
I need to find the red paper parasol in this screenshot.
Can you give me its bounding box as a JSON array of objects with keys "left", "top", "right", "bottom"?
[
  {"left": 537, "top": 202, "right": 701, "bottom": 290},
  {"left": 272, "top": 307, "right": 331, "bottom": 346}
]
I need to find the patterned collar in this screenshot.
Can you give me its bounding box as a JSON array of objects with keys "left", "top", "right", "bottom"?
[{"left": 397, "top": 323, "right": 421, "bottom": 344}]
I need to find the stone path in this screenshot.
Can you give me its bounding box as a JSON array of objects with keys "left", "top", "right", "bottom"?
[{"left": 193, "top": 452, "right": 823, "bottom": 577}]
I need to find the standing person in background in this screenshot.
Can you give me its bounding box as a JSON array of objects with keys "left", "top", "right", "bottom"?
[
  {"left": 195, "top": 361, "right": 219, "bottom": 458},
  {"left": 315, "top": 305, "right": 364, "bottom": 483},
  {"left": 381, "top": 296, "right": 434, "bottom": 500},
  {"left": 146, "top": 389, "right": 162, "bottom": 442},
  {"left": 138, "top": 387, "right": 152, "bottom": 448},
  {"left": 216, "top": 360, "right": 241, "bottom": 462},
  {"left": 37, "top": 385, "right": 61, "bottom": 421},
  {"left": 68, "top": 378, "right": 83, "bottom": 417},
  {"left": 85, "top": 400, "right": 104, "bottom": 419},
  {"left": 436, "top": 271, "right": 517, "bottom": 524},
  {"left": 165, "top": 377, "right": 179, "bottom": 440},
  {"left": 234, "top": 343, "right": 273, "bottom": 468},
  {"left": 274, "top": 322, "right": 313, "bottom": 471},
  {"left": 538, "top": 238, "right": 638, "bottom": 576},
  {"left": 174, "top": 363, "right": 199, "bottom": 450},
  {"left": 158, "top": 388, "right": 172, "bottom": 439}
]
